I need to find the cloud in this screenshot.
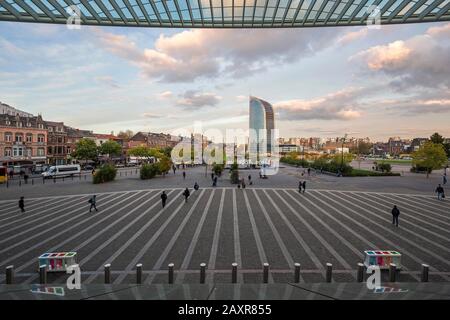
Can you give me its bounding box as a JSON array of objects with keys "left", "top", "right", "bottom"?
[
  {"left": 337, "top": 28, "right": 369, "bottom": 45},
  {"left": 156, "top": 91, "right": 173, "bottom": 99},
  {"left": 142, "top": 112, "right": 164, "bottom": 118},
  {"left": 350, "top": 22, "right": 450, "bottom": 90},
  {"left": 236, "top": 95, "right": 248, "bottom": 102},
  {"left": 94, "top": 28, "right": 341, "bottom": 82},
  {"left": 176, "top": 90, "right": 222, "bottom": 108},
  {"left": 274, "top": 88, "right": 365, "bottom": 121},
  {"left": 95, "top": 76, "right": 120, "bottom": 88}
]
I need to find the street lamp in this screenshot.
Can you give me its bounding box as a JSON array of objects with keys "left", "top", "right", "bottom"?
[{"left": 341, "top": 133, "right": 348, "bottom": 173}]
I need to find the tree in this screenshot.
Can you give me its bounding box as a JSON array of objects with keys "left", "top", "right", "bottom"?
[
  {"left": 99, "top": 140, "right": 122, "bottom": 162},
  {"left": 117, "top": 130, "right": 134, "bottom": 140},
  {"left": 157, "top": 156, "right": 172, "bottom": 176},
  {"left": 350, "top": 141, "right": 373, "bottom": 155},
  {"left": 430, "top": 132, "right": 444, "bottom": 145},
  {"left": 72, "top": 138, "right": 98, "bottom": 164},
  {"left": 412, "top": 142, "right": 447, "bottom": 178}
]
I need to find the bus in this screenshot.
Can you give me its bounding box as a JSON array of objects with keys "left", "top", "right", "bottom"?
[
  {"left": 0, "top": 166, "right": 7, "bottom": 184},
  {"left": 42, "top": 165, "right": 81, "bottom": 179}
]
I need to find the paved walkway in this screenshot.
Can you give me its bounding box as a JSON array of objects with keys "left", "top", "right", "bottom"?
[{"left": 0, "top": 187, "right": 449, "bottom": 285}]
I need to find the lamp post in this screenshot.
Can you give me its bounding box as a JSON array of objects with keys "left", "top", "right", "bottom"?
[{"left": 341, "top": 134, "right": 348, "bottom": 173}]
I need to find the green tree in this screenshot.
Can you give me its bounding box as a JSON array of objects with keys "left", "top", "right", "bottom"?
[
  {"left": 71, "top": 138, "right": 98, "bottom": 164},
  {"left": 99, "top": 140, "right": 122, "bottom": 162},
  {"left": 412, "top": 142, "right": 447, "bottom": 178},
  {"left": 157, "top": 156, "right": 172, "bottom": 176},
  {"left": 430, "top": 132, "right": 444, "bottom": 145}
]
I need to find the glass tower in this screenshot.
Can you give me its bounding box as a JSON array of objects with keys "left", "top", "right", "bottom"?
[{"left": 249, "top": 96, "right": 275, "bottom": 164}]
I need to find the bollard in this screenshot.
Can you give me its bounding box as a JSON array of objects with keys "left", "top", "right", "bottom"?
[
  {"left": 39, "top": 265, "right": 47, "bottom": 284},
  {"left": 136, "top": 263, "right": 142, "bottom": 284},
  {"left": 85, "top": 175, "right": 86, "bottom": 180},
  {"left": 126, "top": 171, "right": 127, "bottom": 177},
  {"left": 6, "top": 266, "right": 14, "bottom": 284},
  {"left": 63, "top": 176, "right": 64, "bottom": 182},
  {"left": 72, "top": 175, "right": 74, "bottom": 181},
  {"left": 357, "top": 263, "right": 365, "bottom": 282},
  {"left": 32, "top": 178, "right": 34, "bottom": 185},
  {"left": 104, "top": 264, "right": 111, "bottom": 284},
  {"left": 294, "top": 263, "right": 301, "bottom": 283},
  {"left": 421, "top": 264, "right": 429, "bottom": 282},
  {"left": 79, "top": 174, "right": 81, "bottom": 180},
  {"left": 263, "top": 263, "right": 269, "bottom": 284},
  {"left": 200, "top": 263, "right": 206, "bottom": 284},
  {"left": 389, "top": 263, "right": 397, "bottom": 282},
  {"left": 19, "top": 179, "right": 21, "bottom": 186},
  {"left": 168, "top": 263, "right": 174, "bottom": 284},
  {"left": 6, "top": 180, "right": 8, "bottom": 188},
  {"left": 120, "top": 172, "right": 122, "bottom": 177},
  {"left": 43, "top": 177, "right": 45, "bottom": 184},
  {"left": 53, "top": 177, "right": 56, "bottom": 183},
  {"left": 231, "top": 263, "right": 238, "bottom": 284},
  {"left": 326, "top": 263, "right": 333, "bottom": 283}
]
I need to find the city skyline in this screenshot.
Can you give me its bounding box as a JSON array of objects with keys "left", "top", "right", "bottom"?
[{"left": 0, "top": 21, "right": 449, "bottom": 141}]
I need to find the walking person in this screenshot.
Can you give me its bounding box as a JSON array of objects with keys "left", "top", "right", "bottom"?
[
  {"left": 172, "top": 165, "right": 176, "bottom": 175},
  {"left": 391, "top": 205, "right": 400, "bottom": 227},
  {"left": 183, "top": 188, "right": 190, "bottom": 203},
  {"left": 24, "top": 174, "right": 29, "bottom": 184},
  {"left": 298, "top": 181, "right": 303, "bottom": 194},
  {"left": 307, "top": 168, "right": 311, "bottom": 176},
  {"left": 194, "top": 182, "right": 199, "bottom": 191},
  {"left": 211, "top": 172, "right": 215, "bottom": 181},
  {"left": 182, "top": 171, "right": 186, "bottom": 180},
  {"left": 213, "top": 176, "right": 218, "bottom": 187},
  {"left": 443, "top": 174, "right": 447, "bottom": 185},
  {"left": 88, "top": 195, "right": 98, "bottom": 212},
  {"left": 302, "top": 181, "right": 306, "bottom": 194},
  {"left": 161, "top": 191, "right": 168, "bottom": 208},
  {"left": 435, "top": 184, "right": 445, "bottom": 200},
  {"left": 18, "top": 196, "right": 25, "bottom": 213},
  {"left": 248, "top": 174, "right": 252, "bottom": 185}
]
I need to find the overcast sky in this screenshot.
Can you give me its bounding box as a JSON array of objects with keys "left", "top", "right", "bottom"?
[{"left": 0, "top": 21, "right": 449, "bottom": 141}]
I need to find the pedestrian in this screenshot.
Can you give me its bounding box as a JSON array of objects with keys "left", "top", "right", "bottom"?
[
  {"left": 194, "top": 182, "right": 199, "bottom": 191},
  {"left": 391, "top": 205, "right": 400, "bottom": 227},
  {"left": 172, "top": 165, "right": 176, "bottom": 175},
  {"left": 307, "top": 168, "right": 311, "bottom": 176},
  {"left": 241, "top": 178, "right": 246, "bottom": 189},
  {"left": 302, "top": 181, "right": 306, "bottom": 194},
  {"left": 183, "top": 188, "right": 190, "bottom": 203},
  {"left": 213, "top": 176, "right": 218, "bottom": 187},
  {"left": 248, "top": 174, "right": 252, "bottom": 185},
  {"left": 443, "top": 174, "right": 447, "bottom": 185},
  {"left": 18, "top": 196, "right": 25, "bottom": 213},
  {"left": 183, "top": 171, "right": 186, "bottom": 180},
  {"left": 161, "top": 191, "right": 168, "bottom": 208},
  {"left": 88, "top": 195, "right": 98, "bottom": 212},
  {"left": 435, "top": 184, "right": 445, "bottom": 200},
  {"left": 211, "top": 172, "right": 215, "bottom": 181},
  {"left": 298, "top": 181, "right": 303, "bottom": 193},
  {"left": 24, "top": 174, "right": 29, "bottom": 184}
]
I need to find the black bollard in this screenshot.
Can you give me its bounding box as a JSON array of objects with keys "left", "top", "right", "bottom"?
[
  {"left": 104, "top": 264, "right": 111, "bottom": 284},
  {"left": 389, "top": 263, "right": 397, "bottom": 282},
  {"left": 136, "top": 263, "right": 142, "bottom": 284},
  {"left": 200, "top": 263, "right": 206, "bottom": 284},
  {"left": 294, "top": 263, "right": 301, "bottom": 283},
  {"left": 421, "top": 264, "right": 429, "bottom": 282},
  {"left": 263, "top": 263, "right": 269, "bottom": 284},
  {"left": 357, "top": 263, "right": 365, "bottom": 282},
  {"left": 168, "top": 263, "right": 174, "bottom": 284},
  {"left": 231, "top": 263, "right": 237, "bottom": 284},
  {"left": 39, "top": 265, "right": 47, "bottom": 284},
  {"left": 326, "top": 263, "right": 333, "bottom": 283},
  {"left": 6, "top": 266, "right": 14, "bottom": 284}
]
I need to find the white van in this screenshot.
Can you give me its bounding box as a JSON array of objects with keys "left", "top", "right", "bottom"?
[{"left": 42, "top": 165, "right": 81, "bottom": 179}]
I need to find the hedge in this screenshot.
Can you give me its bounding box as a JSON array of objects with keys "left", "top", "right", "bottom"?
[
  {"left": 93, "top": 164, "right": 117, "bottom": 184},
  {"left": 140, "top": 163, "right": 161, "bottom": 180}
]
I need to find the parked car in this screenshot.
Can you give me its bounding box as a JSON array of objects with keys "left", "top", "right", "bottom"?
[{"left": 82, "top": 165, "right": 95, "bottom": 171}]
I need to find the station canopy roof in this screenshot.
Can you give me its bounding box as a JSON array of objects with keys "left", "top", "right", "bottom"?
[{"left": 0, "top": 0, "right": 449, "bottom": 28}]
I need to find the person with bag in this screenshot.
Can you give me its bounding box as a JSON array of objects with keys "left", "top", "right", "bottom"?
[
  {"left": 391, "top": 205, "right": 400, "bottom": 227},
  {"left": 88, "top": 195, "right": 98, "bottom": 212},
  {"left": 183, "top": 188, "right": 190, "bottom": 203},
  {"left": 435, "top": 184, "right": 445, "bottom": 200}
]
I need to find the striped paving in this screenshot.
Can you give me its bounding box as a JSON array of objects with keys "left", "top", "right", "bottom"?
[{"left": 0, "top": 188, "right": 449, "bottom": 284}]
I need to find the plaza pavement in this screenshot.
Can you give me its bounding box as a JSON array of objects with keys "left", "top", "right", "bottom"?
[{"left": 0, "top": 168, "right": 449, "bottom": 285}]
